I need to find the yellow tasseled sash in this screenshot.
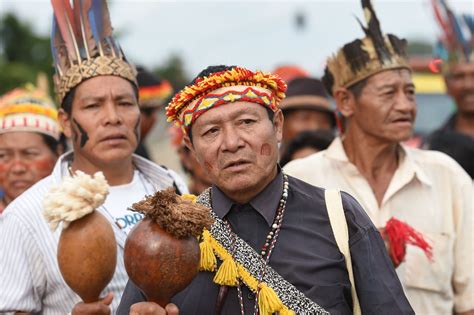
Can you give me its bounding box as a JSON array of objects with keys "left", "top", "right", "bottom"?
[{"left": 199, "top": 229, "right": 294, "bottom": 315}]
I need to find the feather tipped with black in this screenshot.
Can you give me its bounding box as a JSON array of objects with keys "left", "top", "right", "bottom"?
[
  {"left": 361, "top": 0, "right": 391, "bottom": 62},
  {"left": 342, "top": 39, "right": 370, "bottom": 73}
]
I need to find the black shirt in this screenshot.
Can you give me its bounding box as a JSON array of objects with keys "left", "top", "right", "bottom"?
[
  {"left": 118, "top": 172, "right": 413, "bottom": 314},
  {"left": 424, "top": 114, "right": 474, "bottom": 178}
]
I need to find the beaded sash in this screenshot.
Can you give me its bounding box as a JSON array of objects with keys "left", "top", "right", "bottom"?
[{"left": 197, "top": 188, "right": 329, "bottom": 315}]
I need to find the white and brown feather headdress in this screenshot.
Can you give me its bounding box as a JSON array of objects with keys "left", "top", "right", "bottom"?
[{"left": 323, "top": 0, "right": 411, "bottom": 95}]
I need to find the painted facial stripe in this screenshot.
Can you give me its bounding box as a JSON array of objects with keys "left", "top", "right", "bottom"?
[{"left": 72, "top": 119, "right": 89, "bottom": 148}]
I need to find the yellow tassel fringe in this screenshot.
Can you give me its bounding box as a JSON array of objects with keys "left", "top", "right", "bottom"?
[
  {"left": 258, "top": 283, "right": 284, "bottom": 315},
  {"left": 213, "top": 256, "right": 239, "bottom": 286},
  {"left": 199, "top": 230, "right": 216, "bottom": 271},
  {"left": 198, "top": 229, "right": 294, "bottom": 314}
]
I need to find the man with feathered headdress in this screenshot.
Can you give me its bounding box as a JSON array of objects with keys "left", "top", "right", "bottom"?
[
  {"left": 118, "top": 64, "right": 413, "bottom": 314},
  {"left": 424, "top": 1, "right": 474, "bottom": 179},
  {"left": 0, "top": 1, "right": 187, "bottom": 314},
  {"left": 285, "top": 1, "right": 473, "bottom": 314}
]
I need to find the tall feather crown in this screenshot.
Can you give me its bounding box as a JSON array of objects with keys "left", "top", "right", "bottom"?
[
  {"left": 323, "top": 0, "right": 410, "bottom": 95},
  {"left": 431, "top": 0, "right": 473, "bottom": 70},
  {"left": 51, "top": 0, "right": 137, "bottom": 105}
]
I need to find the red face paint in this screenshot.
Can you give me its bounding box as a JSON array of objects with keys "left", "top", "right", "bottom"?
[
  {"left": 204, "top": 161, "right": 213, "bottom": 171},
  {"left": 1, "top": 157, "right": 56, "bottom": 200},
  {"left": 260, "top": 143, "right": 272, "bottom": 156},
  {"left": 29, "top": 158, "right": 56, "bottom": 178}
]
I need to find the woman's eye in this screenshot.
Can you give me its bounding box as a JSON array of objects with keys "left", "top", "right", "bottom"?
[{"left": 25, "top": 151, "right": 40, "bottom": 158}]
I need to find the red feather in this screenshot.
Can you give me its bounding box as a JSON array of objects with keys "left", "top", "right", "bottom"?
[
  {"left": 431, "top": 0, "right": 455, "bottom": 47},
  {"left": 384, "top": 217, "right": 433, "bottom": 266}
]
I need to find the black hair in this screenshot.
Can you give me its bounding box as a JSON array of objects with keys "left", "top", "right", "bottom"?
[
  {"left": 40, "top": 134, "right": 62, "bottom": 156},
  {"left": 347, "top": 78, "right": 368, "bottom": 99},
  {"left": 140, "top": 107, "right": 157, "bottom": 117},
  {"left": 61, "top": 79, "right": 139, "bottom": 115},
  {"left": 323, "top": 66, "right": 368, "bottom": 100},
  {"left": 322, "top": 67, "right": 335, "bottom": 97},
  {"left": 280, "top": 130, "right": 334, "bottom": 166},
  {"left": 190, "top": 65, "right": 236, "bottom": 85}
]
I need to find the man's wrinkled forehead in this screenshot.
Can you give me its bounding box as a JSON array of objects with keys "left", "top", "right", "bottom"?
[
  {"left": 192, "top": 101, "right": 264, "bottom": 130},
  {"left": 365, "top": 68, "right": 414, "bottom": 89}
]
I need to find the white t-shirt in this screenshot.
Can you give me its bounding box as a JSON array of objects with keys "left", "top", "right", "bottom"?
[{"left": 102, "top": 170, "right": 154, "bottom": 235}]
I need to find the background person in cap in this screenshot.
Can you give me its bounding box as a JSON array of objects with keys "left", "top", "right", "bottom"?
[
  {"left": 0, "top": 1, "right": 187, "bottom": 313},
  {"left": 279, "top": 77, "right": 335, "bottom": 148},
  {"left": 135, "top": 66, "right": 174, "bottom": 160},
  {"left": 424, "top": 1, "right": 474, "bottom": 179},
  {"left": 284, "top": 0, "right": 473, "bottom": 314},
  {"left": 118, "top": 65, "right": 413, "bottom": 315},
  {"left": 0, "top": 85, "right": 62, "bottom": 213}
]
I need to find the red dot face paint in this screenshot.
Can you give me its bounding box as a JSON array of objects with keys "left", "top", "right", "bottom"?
[{"left": 260, "top": 143, "right": 272, "bottom": 156}]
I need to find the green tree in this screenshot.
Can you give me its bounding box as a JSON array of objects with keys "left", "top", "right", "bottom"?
[
  {"left": 406, "top": 39, "right": 434, "bottom": 57},
  {"left": 153, "top": 54, "right": 190, "bottom": 91},
  {"left": 0, "top": 13, "right": 53, "bottom": 95}
]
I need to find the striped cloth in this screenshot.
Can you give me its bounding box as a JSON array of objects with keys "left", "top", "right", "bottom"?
[{"left": 0, "top": 152, "right": 188, "bottom": 314}]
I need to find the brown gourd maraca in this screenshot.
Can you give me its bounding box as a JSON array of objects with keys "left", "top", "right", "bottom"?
[
  {"left": 43, "top": 171, "right": 117, "bottom": 302},
  {"left": 124, "top": 189, "right": 214, "bottom": 306}
]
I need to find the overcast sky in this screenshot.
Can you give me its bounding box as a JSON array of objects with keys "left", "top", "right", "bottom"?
[{"left": 2, "top": 0, "right": 473, "bottom": 77}]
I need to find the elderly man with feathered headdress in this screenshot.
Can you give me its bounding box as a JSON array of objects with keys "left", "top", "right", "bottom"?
[{"left": 285, "top": 0, "right": 474, "bottom": 314}]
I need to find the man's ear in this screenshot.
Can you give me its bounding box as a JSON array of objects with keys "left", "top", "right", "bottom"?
[
  {"left": 58, "top": 108, "right": 72, "bottom": 139},
  {"left": 333, "top": 87, "right": 356, "bottom": 118},
  {"left": 273, "top": 109, "right": 284, "bottom": 143},
  {"left": 183, "top": 133, "right": 194, "bottom": 153}
]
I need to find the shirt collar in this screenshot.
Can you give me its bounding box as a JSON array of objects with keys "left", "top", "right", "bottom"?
[
  {"left": 398, "top": 144, "right": 432, "bottom": 186},
  {"left": 325, "top": 137, "right": 432, "bottom": 187},
  {"left": 324, "top": 137, "right": 350, "bottom": 162},
  {"left": 51, "top": 151, "right": 181, "bottom": 189},
  {"left": 211, "top": 168, "right": 284, "bottom": 227}
]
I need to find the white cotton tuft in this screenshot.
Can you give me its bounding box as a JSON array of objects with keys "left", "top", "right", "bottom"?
[{"left": 43, "top": 171, "right": 109, "bottom": 231}]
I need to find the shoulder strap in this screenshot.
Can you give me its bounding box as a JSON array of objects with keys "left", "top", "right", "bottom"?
[
  {"left": 324, "top": 189, "right": 361, "bottom": 315},
  {"left": 197, "top": 189, "right": 329, "bottom": 315}
]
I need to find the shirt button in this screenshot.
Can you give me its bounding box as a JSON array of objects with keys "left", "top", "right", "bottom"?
[{"left": 248, "top": 292, "right": 255, "bottom": 300}]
